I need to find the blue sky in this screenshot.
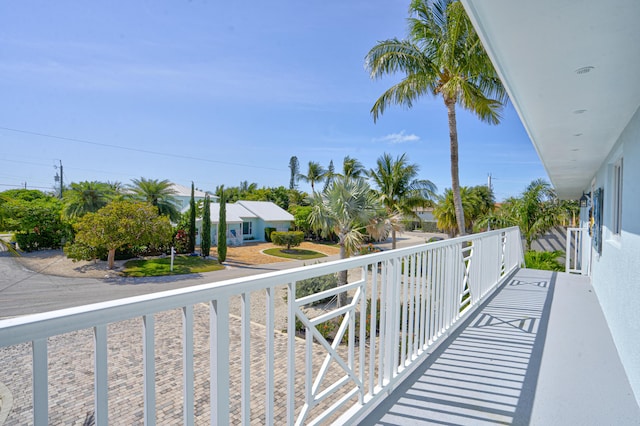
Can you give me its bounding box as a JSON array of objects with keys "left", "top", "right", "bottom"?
[{"left": 0, "top": 0, "right": 547, "bottom": 201}]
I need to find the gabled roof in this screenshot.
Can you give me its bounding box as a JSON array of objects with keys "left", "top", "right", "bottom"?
[
  {"left": 207, "top": 203, "right": 257, "bottom": 223},
  {"left": 236, "top": 201, "right": 294, "bottom": 222},
  {"left": 170, "top": 183, "right": 208, "bottom": 199}
]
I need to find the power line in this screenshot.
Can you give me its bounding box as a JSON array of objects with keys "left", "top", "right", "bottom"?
[
  {"left": 0, "top": 158, "right": 138, "bottom": 180},
  {"left": 0, "top": 183, "right": 53, "bottom": 190},
  {"left": 0, "top": 126, "right": 283, "bottom": 172}
]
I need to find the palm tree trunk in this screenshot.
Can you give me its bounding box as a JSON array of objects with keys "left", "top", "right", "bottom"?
[
  {"left": 445, "top": 96, "right": 466, "bottom": 236},
  {"left": 391, "top": 228, "right": 397, "bottom": 250}
]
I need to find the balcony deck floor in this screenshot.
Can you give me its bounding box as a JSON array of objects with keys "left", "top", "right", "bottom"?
[{"left": 361, "top": 268, "right": 640, "bottom": 425}]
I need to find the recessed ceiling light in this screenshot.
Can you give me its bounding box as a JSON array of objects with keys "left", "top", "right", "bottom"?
[
  {"left": 575, "top": 66, "right": 594, "bottom": 75},
  {"left": 573, "top": 109, "right": 587, "bottom": 114}
]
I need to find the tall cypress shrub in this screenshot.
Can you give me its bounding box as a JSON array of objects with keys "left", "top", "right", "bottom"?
[
  {"left": 217, "top": 186, "right": 227, "bottom": 262},
  {"left": 188, "top": 182, "right": 196, "bottom": 253},
  {"left": 201, "top": 194, "right": 211, "bottom": 257}
]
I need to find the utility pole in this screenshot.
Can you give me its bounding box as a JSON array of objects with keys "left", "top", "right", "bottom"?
[
  {"left": 54, "top": 160, "right": 64, "bottom": 198},
  {"left": 487, "top": 173, "right": 492, "bottom": 192}
]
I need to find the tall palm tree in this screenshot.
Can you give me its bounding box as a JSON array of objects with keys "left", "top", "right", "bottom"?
[
  {"left": 366, "top": 0, "right": 507, "bottom": 236},
  {"left": 128, "top": 177, "right": 180, "bottom": 222},
  {"left": 289, "top": 156, "right": 300, "bottom": 190},
  {"left": 433, "top": 186, "right": 481, "bottom": 237},
  {"left": 368, "top": 153, "right": 436, "bottom": 249},
  {"left": 298, "top": 161, "right": 327, "bottom": 193},
  {"left": 490, "top": 179, "right": 562, "bottom": 250},
  {"left": 105, "top": 180, "right": 126, "bottom": 200},
  {"left": 63, "top": 181, "right": 113, "bottom": 219},
  {"left": 309, "top": 176, "right": 386, "bottom": 306},
  {"left": 323, "top": 160, "right": 335, "bottom": 192},
  {"left": 341, "top": 156, "right": 366, "bottom": 179},
  {"left": 239, "top": 181, "right": 258, "bottom": 198}
]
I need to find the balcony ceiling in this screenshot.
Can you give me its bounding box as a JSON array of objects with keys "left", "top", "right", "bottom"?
[{"left": 462, "top": 0, "right": 640, "bottom": 199}]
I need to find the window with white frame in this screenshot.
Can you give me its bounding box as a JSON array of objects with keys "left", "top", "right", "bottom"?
[{"left": 612, "top": 158, "right": 623, "bottom": 235}]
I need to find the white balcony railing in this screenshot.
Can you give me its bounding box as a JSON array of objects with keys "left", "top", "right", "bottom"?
[
  {"left": 566, "top": 227, "right": 590, "bottom": 275},
  {"left": 0, "top": 227, "right": 523, "bottom": 425}
]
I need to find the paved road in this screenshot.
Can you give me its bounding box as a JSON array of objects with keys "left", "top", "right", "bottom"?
[{"left": 0, "top": 232, "right": 440, "bottom": 319}]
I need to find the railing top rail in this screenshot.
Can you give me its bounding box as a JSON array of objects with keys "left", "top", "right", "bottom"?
[{"left": 0, "top": 226, "right": 521, "bottom": 347}]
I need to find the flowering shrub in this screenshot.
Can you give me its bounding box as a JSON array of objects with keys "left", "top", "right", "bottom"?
[{"left": 173, "top": 229, "right": 190, "bottom": 254}]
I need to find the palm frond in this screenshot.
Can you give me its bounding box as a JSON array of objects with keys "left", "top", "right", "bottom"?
[{"left": 365, "top": 38, "right": 432, "bottom": 79}]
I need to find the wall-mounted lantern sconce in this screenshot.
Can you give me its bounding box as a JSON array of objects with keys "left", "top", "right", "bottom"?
[{"left": 579, "top": 192, "right": 590, "bottom": 208}]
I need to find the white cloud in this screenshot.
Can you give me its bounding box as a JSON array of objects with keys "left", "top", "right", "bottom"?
[{"left": 373, "top": 130, "right": 420, "bottom": 144}]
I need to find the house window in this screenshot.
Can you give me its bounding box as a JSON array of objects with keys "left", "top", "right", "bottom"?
[
  {"left": 243, "top": 221, "right": 252, "bottom": 235},
  {"left": 612, "top": 158, "right": 623, "bottom": 235}
]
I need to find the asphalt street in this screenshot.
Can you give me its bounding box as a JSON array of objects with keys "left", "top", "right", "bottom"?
[{"left": 0, "top": 232, "right": 438, "bottom": 319}]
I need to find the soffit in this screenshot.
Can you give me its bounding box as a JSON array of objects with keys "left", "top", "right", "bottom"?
[{"left": 462, "top": 0, "right": 640, "bottom": 198}]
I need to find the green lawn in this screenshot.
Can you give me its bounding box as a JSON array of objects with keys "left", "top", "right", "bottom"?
[
  {"left": 263, "top": 248, "right": 327, "bottom": 260},
  {"left": 122, "top": 255, "right": 224, "bottom": 277}
]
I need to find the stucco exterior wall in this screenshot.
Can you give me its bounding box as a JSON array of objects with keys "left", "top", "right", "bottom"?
[
  {"left": 254, "top": 221, "right": 291, "bottom": 242},
  {"left": 587, "top": 105, "right": 640, "bottom": 403}
]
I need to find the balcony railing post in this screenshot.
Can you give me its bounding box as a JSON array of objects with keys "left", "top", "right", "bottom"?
[
  {"left": 210, "top": 298, "right": 230, "bottom": 426},
  {"left": 287, "top": 282, "right": 296, "bottom": 425},
  {"left": 241, "top": 292, "right": 251, "bottom": 424},
  {"left": 265, "top": 287, "right": 275, "bottom": 426},
  {"left": 94, "top": 324, "right": 108, "bottom": 426},
  {"left": 143, "top": 314, "right": 156, "bottom": 426},
  {"left": 32, "top": 338, "right": 48, "bottom": 426},
  {"left": 182, "top": 305, "right": 194, "bottom": 425}
]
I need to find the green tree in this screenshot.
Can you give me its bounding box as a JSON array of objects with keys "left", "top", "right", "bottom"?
[
  {"left": 0, "top": 189, "right": 49, "bottom": 230},
  {"left": 309, "top": 177, "right": 386, "bottom": 306},
  {"left": 366, "top": 0, "right": 507, "bottom": 236},
  {"left": 239, "top": 181, "right": 258, "bottom": 198},
  {"left": 67, "top": 200, "right": 172, "bottom": 269},
  {"left": 433, "top": 186, "right": 481, "bottom": 237},
  {"left": 470, "top": 185, "right": 496, "bottom": 219},
  {"left": 368, "top": 153, "right": 437, "bottom": 249},
  {"left": 217, "top": 186, "right": 227, "bottom": 262},
  {"left": 201, "top": 194, "right": 211, "bottom": 257},
  {"left": 271, "top": 231, "right": 304, "bottom": 250},
  {"left": 128, "top": 177, "right": 180, "bottom": 222},
  {"left": 289, "top": 156, "right": 300, "bottom": 190},
  {"left": 291, "top": 205, "right": 313, "bottom": 237},
  {"left": 216, "top": 185, "right": 240, "bottom": 203},
  {"left": 287, "top": 188, "right": 308, "bottom": 208},
  {"left": 341, "top": 156, "right": 366, "bottom": 179},
  {"left": 298, "top": 161, "right": 327, "bottom": 193},
  {"left": 188, "top": 182, "right": 196, "bottom": 253},
  {"left": 2, "top": 193, "right": 69, "bottom": 252},
  {"left": 484, "top": 179, "right": 562, "bottom": 250},
  {"left": 244, "top": 186, "right": 292, "bottom": 210},
  {"left": 323, "top": 160, "right": 335, "bottom": 192},
  {"left": 63, "top": 181, "right": 113, "bottom": 219},
  {"left": 106, "top": 181, "right": 126, "bottom": 200}
]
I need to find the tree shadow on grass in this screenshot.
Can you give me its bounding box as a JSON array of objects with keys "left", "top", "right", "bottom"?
[{"left": 262, "top": 248, "right": 327, "bottom": 260}]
